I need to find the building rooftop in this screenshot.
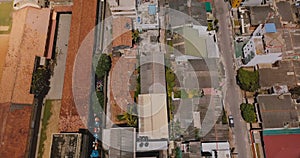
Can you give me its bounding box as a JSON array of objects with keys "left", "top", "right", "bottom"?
[
  {"left": 103, "top": 127, "right": 136, "bottom": 158},
  {"left": 201, "top": 141, "right": 231, "bottom": 158},
  {"left": 263, "top": 129, "right": 300, "bottom": 158},
  {"left": 264, "top": 32, "right": 285, "bottom": 53},
  {"left": 112, "top": 17, "right": 133, "bottom": 48},
  {"left": 257, "top": 93, "right": 300, "bottom": 129},
  {"left": 50, "top": 133, "right": 82, "bottom": 158},
  {"left": 249, "top": 6, "right": 275, "bottom": 25},
  {"left": 136, "top": 0, "right": 159, "bottom": 29},
  {"left": 138, "top": 93, "right": 169, "bottom": 139},
  {"left": 258, "top": 60, "right": 300, "bottom": 88},
  {"left": 265, "top": 23, "right": 277, "bottom": 33},
  {"left": 276, "top": 1, "right": 295, "bottom": 22}
]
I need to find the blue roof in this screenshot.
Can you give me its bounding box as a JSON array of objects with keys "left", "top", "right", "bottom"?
[
  {"left": 90, "top": 150, "right": 99, "bottom": 158},
  {"left": 148, "top": 4, "right": 156, "bottom": 15},
  {"left": 265, "top": 23, "right": 277, "bottom": 33}
]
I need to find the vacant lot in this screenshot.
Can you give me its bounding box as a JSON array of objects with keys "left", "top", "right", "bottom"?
[
  {"left": 0, "top": 1, "right": 13, "bottom": 33},
  {"left": 0, "top": 35, "right": 9, "bottom": 81}
]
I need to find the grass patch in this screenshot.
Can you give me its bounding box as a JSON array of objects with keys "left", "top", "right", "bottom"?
[
  {"left": 0, "top": 2, "right": 13, "bottom": 34},
  {"left": 37, "top": 100, "right": 53, "bottom": 158}
]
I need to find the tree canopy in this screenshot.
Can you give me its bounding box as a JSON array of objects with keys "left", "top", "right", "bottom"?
[
  {"left": 96, "top": 54, "right": 111, "bottom": 79},
  {"left": 237, "top": 68, "right": 260, "bottom": 92},
  {"left": 240, "top": 103, "right": 257, "bottom": 123}
]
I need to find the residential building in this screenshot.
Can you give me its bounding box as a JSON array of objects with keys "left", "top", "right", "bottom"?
[
  {"left": 258, "top": 60, "right": 300, "bottom": 89},
  {"left": 112, "top": 17, "right": 133, "bottom": 48},
  {"left": 136, "top": 0, "right": 159, "bottom": 30},
  {"left": 201, "top": 141, "right": 231, "bottom": 158},
  {"left": 107, "top": 0, "right": 137, "bottom": 18},
  {"left": 257, "top": 93, "right": 300, "bottom": 129},
  {"left": 242, "top": 24, "right": 283, "bottom": 66},
  {"left": 50, "top": 133, "right": 83, "bottom": 158},
  {"left": 102, "top": 127, "right": 136, "bottom": 158}
]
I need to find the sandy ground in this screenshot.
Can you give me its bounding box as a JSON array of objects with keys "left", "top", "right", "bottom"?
[
  {"left": 0, "top": 7, "right": 50, "bottom": 104},
  {"left": 41, "top": 100, "right": 61, "bottom": 158},
  {"left": 0, "top": 34, "right": 9, "bottom": 82}
]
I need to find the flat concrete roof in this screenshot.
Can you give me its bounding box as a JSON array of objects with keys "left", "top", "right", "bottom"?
[{"left": 138, "top": 93, "right": 169, "bottom": 139}]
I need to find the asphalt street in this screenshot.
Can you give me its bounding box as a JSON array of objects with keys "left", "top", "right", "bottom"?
[{"left": 213, "top": 1, "right": 252, "bottom": 158}]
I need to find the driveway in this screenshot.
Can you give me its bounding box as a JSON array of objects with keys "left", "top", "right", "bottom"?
[{"left": 213, "top": 1, "right": 252, "bottom": 158}]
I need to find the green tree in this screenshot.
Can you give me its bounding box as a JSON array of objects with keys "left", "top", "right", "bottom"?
[
  {"left": 132, "top": 29, "right": 140, "bottom": 44},
  {"left": 96, "top": 54, "right": 111, "bottom": 79},
  {"left": 289, "top": 86, "right": 300, "bottom": 98},
  {"left": 31, "top": 66, "right": 50, "bottom": 97},
  {"left": 237, "top": 68, "right": 260, "bottom": 92},
  {"left": 240, "top": 103, "right": 257, "bottom": 123},
  {"left": 117, "top": 105, "right": 138, "bottom": 127}
]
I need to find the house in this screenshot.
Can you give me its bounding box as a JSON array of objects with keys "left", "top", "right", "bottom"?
[
  {"left": 112, "top": 17, "right": 133, "bottom": 48},
  {"left": 107, "top": 0, "right": 137, "bottom": 18},
  {"left": 242, "top": 24, "right": 283, "bottom": 66},
  {"left": 136, "top": 0, "right": 159, "bottom": 30},
  {"left": 258, "top": 60, "right": 300, "bottom": 89},
  {"left": 201, "top": 141, "right": 231, "bottom": 158},
  {"left": 50, "top": 133, "right": 83, "bottom": 158},
  {"left": 257, "top": 93, "right": 300, "bottom": 129},
  {"left": 102, "top": 127, "right": 136, "bottom": 158}
]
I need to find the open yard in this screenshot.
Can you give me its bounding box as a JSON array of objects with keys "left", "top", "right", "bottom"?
[{"left": 0, "top": 1, "right": 13, "bottom": 33}]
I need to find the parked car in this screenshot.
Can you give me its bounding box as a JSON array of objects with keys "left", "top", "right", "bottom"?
[{"left": 228, "top": 115, "right": 234, "bottom": 127}]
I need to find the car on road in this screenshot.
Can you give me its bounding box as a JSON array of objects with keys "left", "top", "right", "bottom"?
[{"left": 228, "top": 115, "right": 234, "bottom": 127}]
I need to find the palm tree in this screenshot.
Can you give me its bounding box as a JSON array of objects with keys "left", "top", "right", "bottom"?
[{"left": 117, "top": 105, "right": 138, "bottom": 127}]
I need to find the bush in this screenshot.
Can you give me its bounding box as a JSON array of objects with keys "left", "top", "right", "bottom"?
[
  {"left": 31, "top": 66, "right": 51, "bottom": 97},
  {"left": 240, "top": 103, "right": 257, "bottom": 123},
  {"left": 96, "top": 54, "right": 111, "bottom": 79},
  {"left": 237, "top": 68, "right": 260, "bottom": 92}
]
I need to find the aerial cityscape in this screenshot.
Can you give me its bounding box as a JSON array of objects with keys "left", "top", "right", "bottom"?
[{"left": 0, "top": 0, "right": 300, "bottom": 158}]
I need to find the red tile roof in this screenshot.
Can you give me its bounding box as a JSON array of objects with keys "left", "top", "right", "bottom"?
[{"left": 264, "top": 134, "right": 300, "bottom": 158}]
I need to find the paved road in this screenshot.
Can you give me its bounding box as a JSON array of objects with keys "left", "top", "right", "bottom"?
[{"left": 213, "top": 1, "right": 252, "bottom": 158}]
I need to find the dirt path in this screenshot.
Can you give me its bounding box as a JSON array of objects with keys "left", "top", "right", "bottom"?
[{"left": 42, "top": 100, "right": 61, "bottom": 158}]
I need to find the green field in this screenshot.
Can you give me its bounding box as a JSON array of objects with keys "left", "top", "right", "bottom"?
[{"left": 0, "top": 1, "right": 13, "bottom": 34}]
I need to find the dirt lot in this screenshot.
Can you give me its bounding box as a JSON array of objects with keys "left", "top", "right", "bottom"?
[
  {"left": 59, "top": 0, "right": 97, "bottom": 132},
  {"left": 0, "top": 103, "right": 32, "bottom": 158},
  {"left": 0, "top": 34, "right": 9, "bottom": 81}
]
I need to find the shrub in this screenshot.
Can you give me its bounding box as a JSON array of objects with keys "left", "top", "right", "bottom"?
[
  {"left": 240, "top": 103, "right": 257, "bottom": 123},
  {"left": 237, "top": 68, "right": 260, "bottom": 92}
]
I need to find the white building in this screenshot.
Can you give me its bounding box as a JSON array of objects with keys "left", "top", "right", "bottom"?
[{"left": 242, "top": 24, "right": 282, "bottom": 67}]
